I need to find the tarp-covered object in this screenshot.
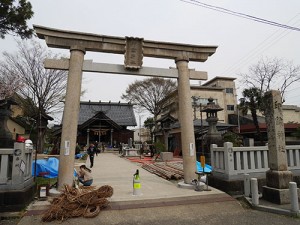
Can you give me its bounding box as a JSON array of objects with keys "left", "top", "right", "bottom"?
[
  {"left": 32, "top": 157, "right": 59, "bottom": 178},
  {"left": 196, "top": 161, "right": 212, "bottom": 173},
  {"left": 75, "top": 153, "right": 87, "bottom": 159}
]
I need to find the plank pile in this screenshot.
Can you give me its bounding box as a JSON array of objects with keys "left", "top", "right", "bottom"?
[{"left": 141, "top": 162, "right": 184, "bottom": 180}]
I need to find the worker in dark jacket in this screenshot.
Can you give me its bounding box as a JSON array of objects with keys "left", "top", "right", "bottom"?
[{"left": 87, "top": 143, "right": 97, "bottom": 168}]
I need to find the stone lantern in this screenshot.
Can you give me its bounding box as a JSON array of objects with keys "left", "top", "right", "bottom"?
[{"left": 201, "top": 97, "right": 223, "bottom": 163}]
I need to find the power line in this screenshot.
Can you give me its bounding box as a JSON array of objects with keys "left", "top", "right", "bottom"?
[
  {"left": 286, "top": 94, "right": 300, "bottom": 100},
  {"left": 180, "top": 0, "right": 300, "bottom": 103},
  {"left": 180, "top": 0, "right": 300, "bottom": 31},
  {"left": 180, "top": 1, "right": 300, "bottom": 75},
  {"left": 285, "top": 86, "right": 300, "bottom": 93},
  {"left": 222, "top": 14, "right": 300, "bottom": 76}
]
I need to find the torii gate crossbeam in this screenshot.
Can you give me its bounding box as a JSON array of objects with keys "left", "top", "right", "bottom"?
[
  {"left": 34, "top": 25, "right": 217, "bottom": 189},
  {"left": 44, "top": 59, "right": 208, "bottom": 80}
]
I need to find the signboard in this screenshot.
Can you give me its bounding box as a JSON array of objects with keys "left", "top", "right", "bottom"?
[
  {"left": 64, "top": 140, "right": 70, "bottom": 156},
  {"left": 189, "top": 143, "right": 194, "bottom": 156},
  {"left": 124, "top": 37, "right": 143, "bottom": 69}
]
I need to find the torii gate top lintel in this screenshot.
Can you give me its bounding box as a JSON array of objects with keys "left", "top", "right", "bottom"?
[{"left": 33, "top": 25, "right": 217, "bottom": 63}]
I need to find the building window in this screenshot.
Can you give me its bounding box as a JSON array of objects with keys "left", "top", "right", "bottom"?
[
  {"left": 225, "top": 88, "right": 234, "bottom": 94},
  {"left": 227, "top": 105, "right": 234, "bottom": 111}
]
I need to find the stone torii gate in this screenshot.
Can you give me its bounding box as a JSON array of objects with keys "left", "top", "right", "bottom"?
[{"left": 34, "top": 25, "right": 217, "bottom": 189}]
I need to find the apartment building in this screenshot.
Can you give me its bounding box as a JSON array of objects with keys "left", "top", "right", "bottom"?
[
  {"left": 156, "top": 76, "right": 237, "bottom": 153},
  {"left": 159, "top": 76, "right": 237, "bottom": 123}
]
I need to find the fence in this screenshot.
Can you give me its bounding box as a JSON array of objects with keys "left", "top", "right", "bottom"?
[
  {"left": 211, "top": 142, "right": 300, "bottom": 180},
  {"left": 0, "top": 142, "right": 34, "bottom": 190},
  {"left": 122, "top": 143, "right": 142, "bottom": 150}
]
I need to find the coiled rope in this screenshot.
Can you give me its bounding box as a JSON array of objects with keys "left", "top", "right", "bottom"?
[{"left": 41, "top": 184, "right": 113, "bottom": 222}]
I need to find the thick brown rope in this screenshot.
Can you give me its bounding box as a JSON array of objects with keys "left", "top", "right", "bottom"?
[{"left": 41, "top": 184, "right": 113, "bottom": 222}]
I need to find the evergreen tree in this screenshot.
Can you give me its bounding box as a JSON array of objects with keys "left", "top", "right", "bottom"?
[
  {"left": 239, "top": 87, "right": 264, "bottom": 144},
  {"left": 0, "top": 0, "right": 34, "bottom": 39}
]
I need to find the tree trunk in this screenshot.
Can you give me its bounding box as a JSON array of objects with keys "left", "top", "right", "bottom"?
[{"left": 251, "top": 108, "right": 264, "bottom": 145}]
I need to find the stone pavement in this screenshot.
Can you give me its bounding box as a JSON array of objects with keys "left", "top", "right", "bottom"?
[
  {"left": 3, "top": 152, "right": 300, "bottom": 225},
  {"left": 87, "top": 152, "right": 226, "bottom": 203}
]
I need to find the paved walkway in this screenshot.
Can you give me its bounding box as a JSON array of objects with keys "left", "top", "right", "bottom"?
[
  {"left": 12, "top": 152, "right": 300, "bottom": 224},
  {"left": 86, "top": 152, "right": 225, "bottom": 203}
]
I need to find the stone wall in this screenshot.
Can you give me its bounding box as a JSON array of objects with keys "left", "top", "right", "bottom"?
[{"left": 208, "top": 174, "right": 299, "bottom": 196}]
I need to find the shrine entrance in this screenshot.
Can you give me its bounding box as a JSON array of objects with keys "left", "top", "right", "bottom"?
[{"left": 34, "top": 25, "right": 217, "bottom": 189}]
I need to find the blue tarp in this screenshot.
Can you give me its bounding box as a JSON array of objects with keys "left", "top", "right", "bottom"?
[
  {"left": 196, "top": 161, "right": 212, "bottom": 173},
  {"left": 75, "top": 153, "right": 86, "bottom": 159},
  {"left": 32, "top": 157, "right": 59, "bottom": 178},
  {"left": 32, "top": 157, "right": 78, "bottom": 178}
]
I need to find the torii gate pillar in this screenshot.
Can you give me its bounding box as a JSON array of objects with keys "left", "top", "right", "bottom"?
[
  {"left": 34, "top": 25, "right": 217, "bottom": 189},
  {"left": 58, "top": 46, "right": 85, "bottom": 187},
  {"left": 176, "top": 57, "right": 197, "bottom": 183}
]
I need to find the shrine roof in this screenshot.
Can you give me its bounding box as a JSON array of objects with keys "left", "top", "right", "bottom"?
[{"left": 78, "top": 101, "right": 137, "bottom": 127}]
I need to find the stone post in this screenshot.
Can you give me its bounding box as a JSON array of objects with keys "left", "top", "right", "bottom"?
[
  {"left": 251, "top": 178, "right": 259, "bottom": 206},
  {"left": 57, "top": 46, "right": 85, "bottom": 190},
  {"left": 176, "top": 56, "right": 196, "bottom": 184},
  {"left": 289, "top": 182, "right": 299, "bottom": 213},
  {"left": 223, "top": 142, "right": 235, "bottom": 176},
  {"left": 263, "top": 90, "right": 293, "bottom": 204},
  {"left": 244, "top": 173, "right": 250, "bottom": 197}
]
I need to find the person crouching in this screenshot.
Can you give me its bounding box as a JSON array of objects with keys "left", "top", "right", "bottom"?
[{"left": 77, "top": 165, "right": 93, "bottom": 186}]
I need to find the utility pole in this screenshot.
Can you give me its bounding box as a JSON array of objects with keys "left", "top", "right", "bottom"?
[
  {"left": 139, "top": 115, "right": 141, "bottom": 143},
  {"left": 237, "top": 105, "right": 240, "bottom": 133},
  {"left": 200, "top": 103, "right": 204, "bottom": 156},
  {"left": 237, "top": 97, "right": 242, "bottom": 134}
]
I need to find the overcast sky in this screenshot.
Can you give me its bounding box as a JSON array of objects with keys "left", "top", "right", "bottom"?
[{"left": 1, "top": 0, "right": 300, "bottom": 124}]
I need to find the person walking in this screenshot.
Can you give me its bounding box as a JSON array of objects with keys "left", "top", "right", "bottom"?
[
  {"left": 87, "top": 143, "right": 97, "bottom": 168},
  {"left": 76, "top": 165, "right": 93, "bottom": 186},
  {"left": 119, "top": 142, "right": 123, "bottom": 155},
  {"left": 95, "top": 141, "right": 100, "bottom": 154}
]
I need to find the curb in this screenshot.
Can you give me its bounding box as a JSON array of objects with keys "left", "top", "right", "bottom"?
[
  {"left": 108, "top": 193, "right": 235, "bottom": 210},
  {"left": 20, "top": 193, "right": 235, "bottom": 217},
  {"left": 244, "top": 197, "right": 300, "bottom": 218}
]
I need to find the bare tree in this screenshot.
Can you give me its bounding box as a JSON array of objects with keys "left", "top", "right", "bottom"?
[
  {"left": 0, "top": 71, "right": 22, "bottom": 103},
  {"left": 121, "top": 77, "right": 177, "bottom": 125},
  {"left": 239, "top": 57, "right": 300, "bottom": 145},
  {"left": 241, "top": 57, "right": 300, "bottom": 102},
  {"left": 0, "top": 40, "right": 68, "bottom": 152}
]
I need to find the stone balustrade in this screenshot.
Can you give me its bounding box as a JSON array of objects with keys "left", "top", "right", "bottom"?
[
  {"left": 211, "top": 142, "right": 300, "bottom": 180},
  {"left": 123, "top": 148, "right": 140, "bottom": 157},
  {"left": 0, "top": 142, "right": 33, "bottom": 190}
]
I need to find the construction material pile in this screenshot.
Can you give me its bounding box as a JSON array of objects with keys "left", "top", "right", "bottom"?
[
  {"left": 42, "top": 184, "right": 113, "bottom": 222},
  {"left": 141, "top": 162, "right": 184, "bottom": 180}
]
